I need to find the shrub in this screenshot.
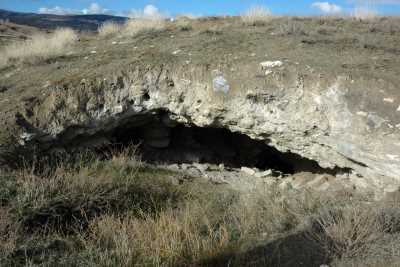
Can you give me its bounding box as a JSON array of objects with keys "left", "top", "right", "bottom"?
[
  {"left": 309, "top": 201, "right": 385, "bottom": 259},
  {"left": 241, "top": 5, "right": 273, "bottom": 26},
  {"left": 0, "top": 28, "right": 77, "bottom": 67}
]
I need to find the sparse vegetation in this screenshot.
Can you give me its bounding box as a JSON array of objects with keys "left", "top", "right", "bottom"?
[
  {"left": 0, "top": 28, "right": 77, "bottom": 67},
  {"left": 1, "top": 147, "right": 400, "bottom": 266},
  {"left": 241, "top": 5, "right": 273, "bottom": 26}
]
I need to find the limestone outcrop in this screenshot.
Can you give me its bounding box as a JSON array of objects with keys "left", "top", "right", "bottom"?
[{"left": 0, "top": 61, "right": 397, "bottom": 193}]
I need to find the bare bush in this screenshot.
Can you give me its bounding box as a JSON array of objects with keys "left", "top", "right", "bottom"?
[
  {"left": 241, "top": 5, "right": 273, "bottom": 26},
  {"left": 0, "top": 28, "right": 77, "bottom": 67},
  {"left": 310, "top": 203, "right": 384, "bottom": 258}
]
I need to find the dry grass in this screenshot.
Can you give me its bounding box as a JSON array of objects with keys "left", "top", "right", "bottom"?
[
  {"left": 174, "top": 16, "right": 193, "bottom": 31},
  {"left": 241, "top": 5, "right": 273, "bottom": 26},
  {"left": 99, "top": 18, "right": 166, "bottom": 38},
  {"left": 87, "top": 203, "right": 232, "bottom": 266},
  {"left": 98, "top": 21, "right": 124, "bottom": 37},
  {"left": 0, "top": 28, "right": 77, "bottom": 67},
  {"left": 2, "top": 148, "right": 400, "bottom": 266},
  {"left": 122, "top": 18, "right": 166, "bottom": 36}
]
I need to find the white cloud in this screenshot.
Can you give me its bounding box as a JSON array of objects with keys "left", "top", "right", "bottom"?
[
  {"left": 127, "top": 4, "right": 168, "bottom": 19},
  {"left": 38, "top": 6, "right": 79, "bottom": 15},
  {"left": 311, "top": 2, "right": 343, "bottom": 13},
  {"left": 82, "top": 3, "right": 110, "bottom": 15},
  {"left": 39, "top": 2, "right": 110, "bottom": 16}
]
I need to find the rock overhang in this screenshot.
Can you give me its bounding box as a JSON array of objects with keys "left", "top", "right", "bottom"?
[{"left": 1, "top": 17, "right": 400, "bottom": 192}]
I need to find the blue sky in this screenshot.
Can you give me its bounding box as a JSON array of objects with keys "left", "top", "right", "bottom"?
[{"left": 1, "top": 1, "right": 400, "bottom": 16}]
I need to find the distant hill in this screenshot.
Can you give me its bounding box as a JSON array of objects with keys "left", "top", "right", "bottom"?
[{"left": 0, "top": 9, "right": 127, "bottom": 31}]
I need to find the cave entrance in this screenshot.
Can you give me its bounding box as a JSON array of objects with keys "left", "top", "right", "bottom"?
[{"left": 109, "top": 116, "right": 340, "bottom": 175}]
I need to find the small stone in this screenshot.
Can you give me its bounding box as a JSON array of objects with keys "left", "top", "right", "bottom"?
[
  {"left": 397, "top": 105, "right": 400, "bottom": 112},
  {"left": 383, "top": 98, "right": 394, "bottom": 103},
  {"left": 167, "top": 164, "right": 180, "bottom": 171},
  {"left": 241, "top": 167, "right": 256, "bottom": 176},
  {"left": 356, "top": 111, "right": 368, "bottom": 117},
  {"left": 112, "top": 41, "right": 118, "bottom": 44},
  {"left": 90, "top": 50, "right": 97, "bottom": 54},
  {"left": 255, "top": 169, "right": 273, "bottom": 178},
  {"left": 181, "top": 164, "right": 190, "bottom": 170},
  {"left": 260, "top": 60, "right": 283, "bottom": 69},
  {"left": 172, "top": 49, "right": 181, "bottom": 55},
  {"left": 265, "top": 70, "right": 273, "bottom": 76},
  {"left": 218, "top": 163, "right": 225, "bottom": 171},
  {"left": 213, "top": 75, "right": 230, "bottom": 94},
  {"left": 193, "top": 163, "right": 209, "bottom": 173}
]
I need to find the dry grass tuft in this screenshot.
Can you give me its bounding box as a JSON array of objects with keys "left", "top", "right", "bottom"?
[
  {"left": 241, "top": 5, "right": 273, "bottom": 26},
  {"left": 0, "top": 28, "right": 77, "bottom": 67},
  {"left": 98, "top": 18, "right": 166, "bottom": 38},
  {"left": 98, "top": 21, "right": 124, "bottom": 37},
  {"left": 87, "top": 202, "right": 232, "bottom": 266},
  {"left": 122, "top": 18, "right": 166, "bottom": 36}
]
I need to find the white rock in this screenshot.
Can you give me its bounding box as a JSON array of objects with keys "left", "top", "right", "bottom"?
[
  {"left": 218, "top": 164, "right": 225, "bottom": 171},
  {"left": 265, "top": 70, "right": 273, "bottom": 76},
  {"left": 255, "top": 169, "right": 273, "bottom": 178},
  {"left": 193, "top": 163, "right": 209, "bottom": 173},
  {"left": 356, "top": 111, "right": 368, "bottom": 117},
  {"left": 383, "top": 98, "right": 394, "bottom": 103},
  {"left": 181, "top": 163, "right": 190, "bottom": 170},
  {"left": 397, "top": 105, "right": 400, "bottom": 112},
  {"left": 387, "top": 154, "right": 399, "bottom": 160},
  {"left": 112, "top": 105, "right": 123, "bottom": 114},
  {"left": 90, "top": 50, "right": 97, "bottom": 54},
  {"left": 241, "top": 167, "right": 256, "bottom": 176},
  {"left": 260, "top": 61, "right": 283, "bottom": 69},
  {"left": 213, "top": 75, "right": 230, "bottom": 94},
  {"left": 172, "top": 50, "right": 181, "bottom": 55}
]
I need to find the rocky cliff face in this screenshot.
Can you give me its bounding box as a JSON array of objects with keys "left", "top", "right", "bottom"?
[{"left": 1, "top": 17, "right": 399, "bottom": 194}]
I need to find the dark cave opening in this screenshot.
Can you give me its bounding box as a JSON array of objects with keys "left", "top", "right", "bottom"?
[{"left": 107, "top": 116, "right": 347, "bottom": 176}]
